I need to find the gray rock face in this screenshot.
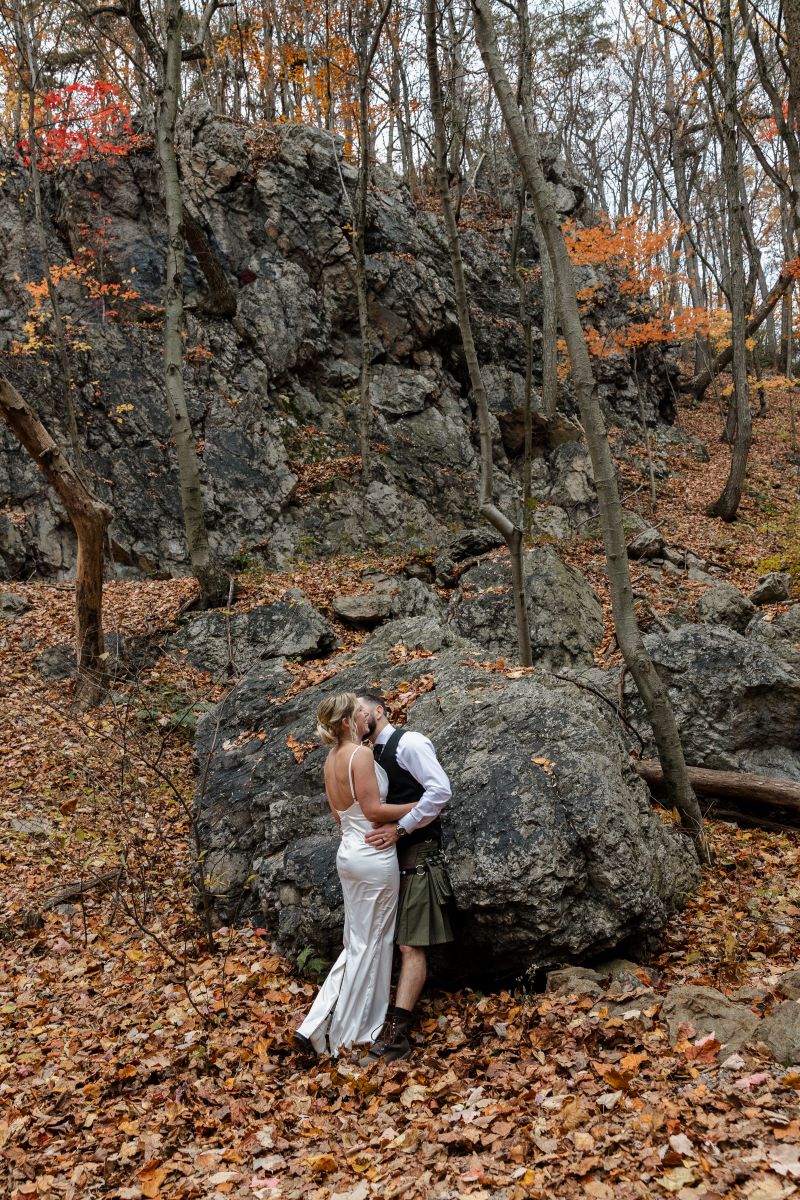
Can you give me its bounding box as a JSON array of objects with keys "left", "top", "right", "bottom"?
[
  {"left": 170, "top": 592, "right": 336, "bottom": 676},
  {"left": 0, "top": 591, "right": 30, "bottom": 619},
  {"left": 744, "top": 614, "right": 800, "bottom": 668},
  {"left": 775, "top": 605, "right": 800, "bottom": 639},
  {"left": 777, "top": 970, "right": 800, "bottom": 1000},
  {"left": 697, "top": 582, "right": 757, "bottom": 634},
  {"left": 661, "top": 986, "right": 760, "bottom": 1052},
  {"left": 0, "top": 113, "right": 678, "bottom": 581},
  {"left": 332, "top": 591, "right": 392, "bottom": 626},
  {"left": 448, "top": 545, "right": 604, "bottom": 667},
  {"left": 545, "top": 442, "right": 598, "bottom": 525},
  {"left": 627, "top": 528, "right": 665, "bottom": 561},
  {"left": 331, "top": 573, "right": 442, "bottom": 628},
  {"left": 546, "top": 966, "right": 607, "bottom": 998},
  {"left": 759, "top": 1001, "right": 800, "bottom": 1064},
  {"left": 433, "top": 527, "right": 506, "bottom": 586},
  {"left": 751, "top": 572, "right": 793, "bottom": 605},
  {"left": 625, "top": 624, "right": 800, "bottom": 781},
  {"left": 192, "top": 622, "right": 700, "bottom": 979}
]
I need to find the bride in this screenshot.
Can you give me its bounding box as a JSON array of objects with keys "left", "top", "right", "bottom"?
[{"left": 293, "top": 693, "right": 417, "bottom": 1058}]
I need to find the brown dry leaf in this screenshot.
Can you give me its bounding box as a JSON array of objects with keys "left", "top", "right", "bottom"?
[
  {"left": 138, "top": 1165, "right": 169, "bottom": 1198},
  {"left": 305, "top": 1154, "right": 338, "bottom": 1175}
]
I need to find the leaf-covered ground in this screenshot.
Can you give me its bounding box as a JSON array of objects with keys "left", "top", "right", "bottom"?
[{"left": 2, "top": 389, "right": 800, "bottom": 1200}]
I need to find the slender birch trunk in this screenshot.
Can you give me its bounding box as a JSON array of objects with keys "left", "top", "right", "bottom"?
[
  {"left": 352, "top": 0, "right": 393, "bottom": 487},
  {"left": 707, "top": 0, "right": 751, "bottom": 521},
  {"left": 470, "top": 0, "right": 706, "bottom": 853},
  {"left": 153, "top": 0, "right": 228, "bottom": 606},
  {"left": 426, "top": 0, "right": 531, "bottom": 664}
]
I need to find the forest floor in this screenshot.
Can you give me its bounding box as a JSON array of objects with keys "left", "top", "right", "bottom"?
[{"left": 2, "top": 386, "right": 800, "bottom": 1200}]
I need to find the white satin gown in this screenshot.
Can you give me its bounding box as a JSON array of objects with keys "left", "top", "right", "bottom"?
[{"left": 296, "top": 749, "right": 398, "bottom": 1055}]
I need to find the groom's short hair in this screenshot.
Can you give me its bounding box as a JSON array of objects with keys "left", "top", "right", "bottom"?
[{"left": 357, "top": 689, "right": 385, "bottom": 710}]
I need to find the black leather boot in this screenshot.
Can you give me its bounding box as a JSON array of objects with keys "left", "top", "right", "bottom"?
[{"left": 358, "top": 1008, "right": 413, "bottom": 1065}]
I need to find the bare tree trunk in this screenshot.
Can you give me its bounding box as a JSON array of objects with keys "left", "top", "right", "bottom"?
[
  {"left": 182, "top": 206, "right": 237, "bottom": 317},
  {"left": 660, "top": 26, "right": 710, "bottom": 378},
  {"left": 706, "top": 0, "right": 751, "bottom": 522},
  {"left": 471, "top": 0, "right": 706, "bottom": 853},
  {"left": 0, "top": 373, "right": 110, "bottom": 707},
  {"left": 637, "top": 760, "right": 800, "bottom": 815},
  {"left": 154, "top": 0, "right": 228, "bottom": 606},
  {"left": 540, "top": 217, "right": 558, "bottom": 418},
  {"left": 426, "top": 0, "right": 531, "bottom": 665},
  {"left": 618, "top": 42, "right": 643, "bottom": 218},
  {"left": 352, "top": 0, "right": 393, "bottom": 487}
]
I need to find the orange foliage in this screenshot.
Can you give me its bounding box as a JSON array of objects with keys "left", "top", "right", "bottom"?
[
  {"left": 11, "top": 248, "right": 141, "bottom": 358},
  {"left": 564, "top": 211, "right": 677, "bottom": 298},
  {"left": 562, "top": 211, "right": 787, "bottom": 361}
]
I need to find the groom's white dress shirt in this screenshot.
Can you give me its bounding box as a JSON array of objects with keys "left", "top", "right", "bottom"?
[{"left": 373, "top": 723, "right": 451, "bottom": 835}]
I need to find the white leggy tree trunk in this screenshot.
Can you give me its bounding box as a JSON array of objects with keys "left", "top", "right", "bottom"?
[
  {"left": 426, "top": 0, "right": 531, "bottom": 665},
  {"left": 470, "top": 0, "right": 706, "bottom": 853},
  {"left": 153, "top": 0, "right": 228, "bottom": 606}
]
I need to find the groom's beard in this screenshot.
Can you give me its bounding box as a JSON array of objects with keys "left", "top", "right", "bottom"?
[{"left": 363, "top": 714, "right": 377, "bottom": 742}]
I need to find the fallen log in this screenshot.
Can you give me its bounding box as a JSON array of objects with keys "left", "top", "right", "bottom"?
[
  {"left": 41, "top": 869, "right": 122, "bottom": 910},
  {"left": 636, "top": 760, "right": 800, "bottom": 815},
  {"left": 705, "top": 807, "right": 800, "bottom": 834}
]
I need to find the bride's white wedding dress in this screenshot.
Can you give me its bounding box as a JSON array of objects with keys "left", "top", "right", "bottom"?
[{"left": 296, "top": 749, "right": 398, "bottom": 1055}]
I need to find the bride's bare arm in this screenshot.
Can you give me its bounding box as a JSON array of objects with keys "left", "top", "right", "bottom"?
[{"left": 350, "top": 747, "right": 416, "bottom": 822}]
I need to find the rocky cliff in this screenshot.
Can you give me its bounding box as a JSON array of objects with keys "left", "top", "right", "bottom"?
[{"left": 0, "top": 107, "right": 678, "bottom": 580}]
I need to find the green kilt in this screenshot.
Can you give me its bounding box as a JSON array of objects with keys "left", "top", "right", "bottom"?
[{"left": 396, "top": 839, "right": 455, "bottom": 947}]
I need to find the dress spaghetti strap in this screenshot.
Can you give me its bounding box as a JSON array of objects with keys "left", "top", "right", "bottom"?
[{"left": 347, "top": 746, "right": 361, "bottom": 803}]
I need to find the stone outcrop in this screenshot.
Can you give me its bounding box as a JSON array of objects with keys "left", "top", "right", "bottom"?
[
  {"left": 169, "top": 591, "right": 337, "bottom": 677},
  {"left": 624, "top": 623, "right": 800, "bottom": 782},
  {"left": 660, "top": 983, "right": 800, "bottom": 1064},
  {"left": 192, "top": 615, "right": 699, "bottom": 980},
  {"left": 447, "top": 545, "right": 604, "bottom": 667},
  {"left": 331, "top": 572, "right": 442, "bottom": 628},
  {"left": 697, "top": 582, "right": 757, "bottom": 634},
  {"left": 661, "top": 985, "right": 760, "bottom": 1053},
  {"left": 1, "top": 110, "right": 678, "bottom": 581},
  {"left": 751, "top": 572, "right": 793, "bottom": 605},
  {"left": 0, "top": 591, "right": 30, "bottom": 619}
]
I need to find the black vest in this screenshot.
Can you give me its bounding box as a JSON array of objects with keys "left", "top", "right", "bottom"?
[{"left": 377, "top": 728, "right": 443, "bottom": 847}]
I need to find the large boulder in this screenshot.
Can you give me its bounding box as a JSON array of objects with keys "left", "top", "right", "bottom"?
[
  {"left": 759, "top": 1001, "right": 800, "bottom": 1065},
  {"left": 192, "top": 617, "right": 700, "bottom": 979},
  {"left": 1, "top": 108, "right": 679, "bottom": 580},
  {"left": 697, "top": 582, "right": 757, "bottom": 634},
  {"left": 751, "top": 572, "right": 793, "bottom": 606},
  {"left": 170, "top": 591, "right": 336, "bottom": 676},
  {"left": 447, "top": 545, "right": 604, "bottom": 667},
  {"left": 331, "top": 572, "right": 442, "bottom": 628},
  {"left": 624, "top": 624, "right": 800, "bottom": 781}
]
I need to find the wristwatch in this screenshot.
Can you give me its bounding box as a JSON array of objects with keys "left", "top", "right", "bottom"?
[{"left": 396, "top": 824, "right": 407, "bottom": 840}]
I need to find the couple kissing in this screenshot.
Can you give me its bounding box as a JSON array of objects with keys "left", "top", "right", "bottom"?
[{"left": 293, "top": 690, "right": 455, "bottom": 1064}]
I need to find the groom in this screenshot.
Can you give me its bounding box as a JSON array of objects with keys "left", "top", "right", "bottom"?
[{"left": 355, "top": 690, "right": 454, "bottom": 1062}]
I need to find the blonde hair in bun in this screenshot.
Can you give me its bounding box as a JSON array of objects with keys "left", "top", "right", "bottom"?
[{"left": 316, "top": 692, "right": 359, "bottom": 745}]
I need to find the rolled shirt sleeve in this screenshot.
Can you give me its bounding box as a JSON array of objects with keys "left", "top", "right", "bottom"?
[{"left": 395, "top": 731, "right": 452, "bottom": 834}]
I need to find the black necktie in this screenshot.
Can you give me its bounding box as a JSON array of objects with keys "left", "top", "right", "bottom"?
[{"left": 372, "top": 743, "right": 382, "bottom": 761}]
